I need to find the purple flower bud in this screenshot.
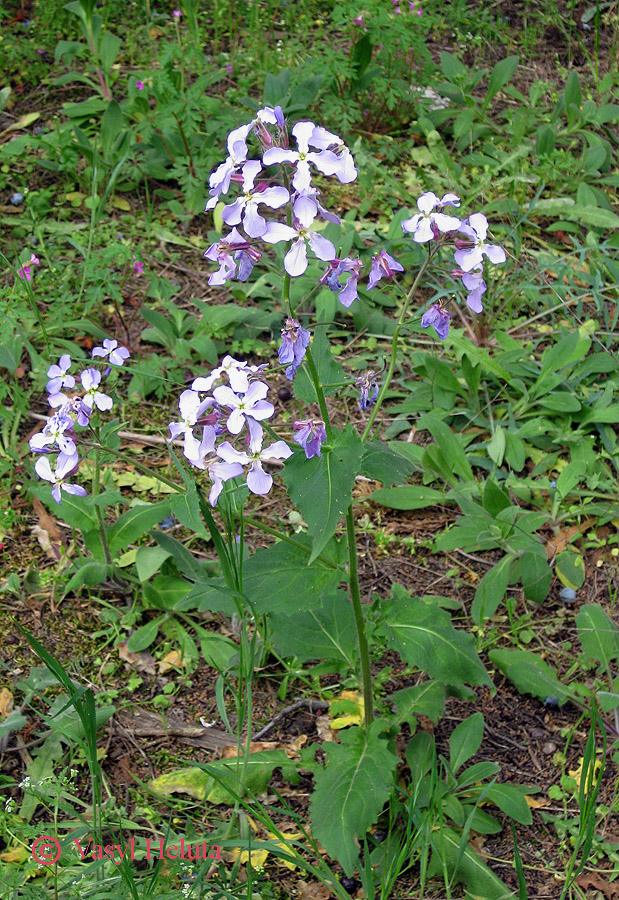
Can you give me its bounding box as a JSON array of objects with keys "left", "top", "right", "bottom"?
[
  {"left": 279, "top": 318, "right": 310, "bottom": 380},
  {"left": 293, "top": 419, "right": 327, "bottom": 459},
  {"left": 356, "top": 371, "right": 379, "bottom": 411}
]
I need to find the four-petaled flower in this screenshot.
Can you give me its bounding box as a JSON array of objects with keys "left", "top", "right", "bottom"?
[
  {"left": 81, "top": 368, "right": 114, "bottom": 412},
  {"left": 212, "top": 381, "right": 274, "bottom": 435},
  {"left": 278, "top": 318, "right": 311, "bottom": 380},
  {"left": 30, "top": 411, "right": 76, "bottom": 456},
  {"left": 368, "top": 250, "right": 404, "bottom": 289},
  {"left": 402, "top": 192, "right": 461, "bottom": 243},
  {"left": 263, "top": 121, "right": 342, "bottom": 192},
  {"left": 46, "top": 355, "right": 75, "bottom": 399},
  {"left": 35, "top": 452, "right": 87, "bottom": 505},
  {"left": 217, "top": 422, "right": 292, "bottom": 495},
  {"left": 454, "top": 213, "right": 506, "bottom": 272},
  {"left": 263, "top": 206, "right": 335, "bottom": 278},
  {"left": 421, "top": 305, "right": 450, "bottom": 340},
  {"left": 208, "top": 460, "right": 245, "bottom": 506},
  {"left": 92, "top": 339, "right": 130, "bottom": 366},
  {"left": 222, "top": 160, "right": 289, "bottom": 238},
  {"left": 293, "top": 420, "right": 326, "bottom": 459},
  {"left": 17, "top": 253, "right": 40, "bottom": 281}
]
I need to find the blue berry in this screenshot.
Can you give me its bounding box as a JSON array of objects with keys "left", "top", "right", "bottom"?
[{"left": 10, "top": 192, "right": 24, "bottom": 206}]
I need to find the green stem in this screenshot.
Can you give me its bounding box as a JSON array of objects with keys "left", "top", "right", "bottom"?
[
  {"left": 362, "top": 253, "right": 434, "bottom": 442},
  {"left": 346, "top": 505, "right": 373, "bottom": 726},
  {"left": 92, "top": 446, "right": 112, "bottom": 567},
  {"left": 304, "top": 348, "right": 333, "bottom": 442}
]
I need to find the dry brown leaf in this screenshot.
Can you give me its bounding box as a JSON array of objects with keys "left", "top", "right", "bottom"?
[
  {"left": 296, "top": 880, "right": 332, "bottom": 900},
  {"left": 525, "top": 795, "right": 550, "bottom": 809},
  {"left": 575, "top": 874, "right": 619, "bottom": 899},
  {"left": 316, "top": 714, "right": 337, "bottom": 743},
  {"left": 220, "top": 734, "right": 307, "bottom": 760},
  {"left": 32, "top": 496, "right": 65, "bottom": 560},
  {"left": 0, "top": 687, "right": 14, "bottom": 719},
  {"left": 546, "top": 518, "right": 595, "bottom": 558},
  {"left": 117, "top": 641, "right": 156, "bottom": 674}
]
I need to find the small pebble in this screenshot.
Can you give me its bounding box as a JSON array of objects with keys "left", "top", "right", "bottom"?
[
  {"left": 10, "top": 192, "right": 24, "bottom": 206},
  {"left": 531, "top": 728, "right": 546, "bottom": 739},
  {"left": 560, "top": 587, "right": 577, "bottom": 604},
  {"left": 277, "top": 386, "right": 292, "bottom": 402},
  {"left": 542, "top": 741, "right": 556, "bottom": 755},
  {"left": 340, "top": 876, "right": 359, "bottom": 895}
]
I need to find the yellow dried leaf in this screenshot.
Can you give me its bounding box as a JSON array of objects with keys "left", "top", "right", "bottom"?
[
  {"left": 0, "top": 845, "right": 28, "bottom": 863},
  {"left": 227, "top": 847, "right": 269, "bottom": 867},
  {"left": 525, "top": 795, "right": 549, "bottom": 809},
  {"left": 266, "top": 829, "right": 303, "bottom": 870},
  {"left": 113, "top": 197, "right": 131, "bottom": 211},
  {"left": 157, "top": 649, "right": 185, "bottom": 674},
  {"left": 0, "top": 687, "right": 14, "bottom": 719}
]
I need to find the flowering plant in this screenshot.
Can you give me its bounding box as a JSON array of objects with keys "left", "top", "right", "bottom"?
[{"left": 30, "top": 105, "right": 508, "bottom": 881}]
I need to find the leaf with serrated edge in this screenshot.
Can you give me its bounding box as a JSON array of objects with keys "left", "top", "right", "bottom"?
[
  {"left": 310, "top": 722, "right": 397, "bottom": 876},
  {"left": 381, "top": 585, "right": 490, "bottom": 687},
  {"left": 576, "top": 603, "right": 619, "bottom": 670}
]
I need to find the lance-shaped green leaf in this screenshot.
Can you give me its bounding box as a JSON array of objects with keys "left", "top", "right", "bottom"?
[
  {"left": 310, "top": 722, "right": 397, "bottom": 876},
  {"left": 107, "top": 499, "right": 171, "bottom": 556},
  {"left": 471, "top": 556, "right": 511, "bottom": 624},
  {"left": 428, "top": 826, "right": 516, "bottom": 899},
  {"left": 360, "top": 442, "right": 415, "bottom": 486},
  {"left": 577, "top": 603, "right": 619, "bottom": 671},
  {"left": 283, "top": 426, "right": 364, "bottom": 563},
  {"left": 380, "top": 585, "right": 490, "bottom": 688},
  {"left": 242, "top": 537, "right": 343, "bottom": 615}
]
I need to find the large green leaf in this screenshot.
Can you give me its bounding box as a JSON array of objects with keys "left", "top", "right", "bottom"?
[
  {"left": 484, "top": 783, "right": 532, "bottom": 825},
  {"left": 310, "top": 722, "right": 397, "bottom": 876},
  {"left": 269, "top": 592, "right": 357, "bottom": 666},
  {"left": 489, "top": 648, "right": 576, "bottom": 705},
  {"left": 391, "top": 682, "right": 445, "bottom": 729},
  {"left": 380, "top": 585, "right": 490, "bottom": 688},
  {"left": 283, "top": 426, "right": 364, "bottom": 562},
  {"left": 360, "top": 442, "right": 415, "bottom": 486},
  {"left": 242, "top": 538, "right": 342, "bottom": 615},
  {"left": 576, "top": 603, "right": 619, "bottom": 670}
]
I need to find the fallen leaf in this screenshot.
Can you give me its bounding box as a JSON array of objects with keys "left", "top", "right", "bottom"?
[
  {"left": 546, "top": 518, "right": 595, "bottom": 558},
  {"left": 225, "top": 847, "right": 269, "bottom": 867},
  {"left": 267, "top": 829, "right": 303, "bottom": 870},
  {"left": 117, "top": 641, "right": 156, "bottom": 674},
  {"left": 157, "top": 649, "right": 186, "bottom": 674},
  {"left": 576, "top": 873, "right": 619, "bottom": 899},
  {"left": 296, "top": 880, "right": 331, "bottom": 900},
  {"left": 31, "top": 497, "right": 64, "bottom": 561},
  {"left": 220, "top": 734, "right": 307, "bottom": 759},
  {"left": 0, "top": 845, "right": 29, "bottom": 863},
  {"left": 316, "top": 715, "right": 337, "bottom": 743},
  {"left": 0, "top": 688, "right": 14, "bottom": 718},
  {"left": 525, "top": 795, "right": 550, "bottom": 809}
]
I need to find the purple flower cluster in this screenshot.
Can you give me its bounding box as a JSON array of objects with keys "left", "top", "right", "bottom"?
[
  {"left": 402, "top": 192, "right": 506, "bottom": 340},
  {"left": 30, "top": 340, "right": 130, "bottom": 504},
  {"left": 171, "top": 356, "right": 292, "bottom": 504}
]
